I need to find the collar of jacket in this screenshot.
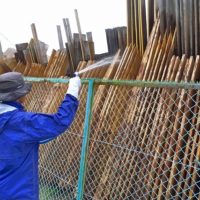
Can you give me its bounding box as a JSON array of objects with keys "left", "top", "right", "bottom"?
[{"left": 2, "top": 101, "right": 24, "bottom": 110}]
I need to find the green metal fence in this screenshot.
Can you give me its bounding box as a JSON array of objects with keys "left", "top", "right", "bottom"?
[{"left": 25, "top": 77, "right": 200, "bottom": 200}]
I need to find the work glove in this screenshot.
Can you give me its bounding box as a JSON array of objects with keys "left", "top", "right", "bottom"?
[{"left": 66, "top": 74, "right": 81, "bottom": 99}]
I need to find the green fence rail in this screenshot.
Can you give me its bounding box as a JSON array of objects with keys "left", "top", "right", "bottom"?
[{"left": 25, "top": 77, "right": 200, "bottom": 89}]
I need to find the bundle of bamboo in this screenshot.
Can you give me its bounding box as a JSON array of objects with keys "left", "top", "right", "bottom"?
[
  {"left": 127, "top": 0, "right": 157, "bottom": 55},
  {"left": 82, "top": 19, "right": 200, "bottom": 199},
  {"left": 23, "top": 51, "right": 122, "bottom": 197},
  {"left": 157, "top": 0, "right": 200, "bottom": 57}
]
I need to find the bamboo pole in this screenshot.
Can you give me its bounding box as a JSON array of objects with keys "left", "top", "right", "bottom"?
[
  {"left": 74, "top": 9, "right": 85, "bottom": 61},
  {"left": 194, "top": 0, "right": 199, "bottom": 55},
  {"left": 63, "top": 18, "right": 75, "bottom": 71},
  {"left": 31, "top": 23, "right": 43, "bottom": 64},
  {"left": 57, "top": 25, "right": 64, "bottom": 50}
]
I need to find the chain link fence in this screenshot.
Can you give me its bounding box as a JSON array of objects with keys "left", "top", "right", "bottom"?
[{"left": 25, "top": 78, "right": 200, "bottom": 200}]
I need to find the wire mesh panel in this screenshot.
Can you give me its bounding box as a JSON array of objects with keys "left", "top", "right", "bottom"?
[
  {"left": 84, "top": 84, "right": 200, "bottom": 200},
  {"left": 24, "top": 81, "right": 88, "bottom": 200},
  {"left": 23, "top": 78, "right": 200, "bottom": 200}
]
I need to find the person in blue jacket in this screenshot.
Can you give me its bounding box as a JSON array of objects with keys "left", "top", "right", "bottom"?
[{"left": 0, "top": 72, "right": 81, "bottom": 200}]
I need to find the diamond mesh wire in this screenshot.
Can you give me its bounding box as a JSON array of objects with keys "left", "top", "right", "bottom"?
[
  {"left": 25, "top": 82, "right": 87, "bottom": 200},
  {"left": 84, "top": 85, "right": 200, "bottom": 200},
  {"left": 24, "top": 81, "right": 200, "bottom": 200}
]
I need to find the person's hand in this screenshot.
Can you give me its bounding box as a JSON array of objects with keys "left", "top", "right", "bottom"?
[{"left": 66, "top": 75, "right": 81, "bottom": 99}]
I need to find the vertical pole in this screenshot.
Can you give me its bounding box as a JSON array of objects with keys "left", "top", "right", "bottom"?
[
  {"left": 0, "top": 41, "right": 3, "bottom": 56},
  {"left": 74, "top": 9, "right": 86, "bottom": 61},
  {"left": 77, "top": 79, "right": 95, "bottom": 200},
  {"left": 56, "top": 25, "right": 64, "bottom": 50},
  {"left": 63, "top": 18, "right": 75, "bottom": 71},
  {"left": 30, "top": 23, "right": 43, "bottom": 64}
]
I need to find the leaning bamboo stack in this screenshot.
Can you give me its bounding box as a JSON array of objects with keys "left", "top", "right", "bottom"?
[
  {"left": 29, "top": 51, "right": 122, "bottom": 196},
  {"left": 83, "top": 19, "right": 171, "bottom": 199},
  {"left": 10, "top": 49, "right": 69, "bottom": 77},
  {"left": 84, "top": 43, "right": 142, "bottom": 198},
  {"left": 82, "top": 1, "right": 200, "bottom": 199}
]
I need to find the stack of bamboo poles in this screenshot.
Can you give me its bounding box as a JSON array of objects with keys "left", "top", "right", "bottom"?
[
  {"left": 178, "top": 0, "right": 198, "bottom": 56},
  {"left": 1, "top": 25, "right": 126, "bottom": 78},
  {"left": 62, "top": 10, "right": 127, "bottom": 72},
  {"left": 24, "top": 52, "right": 123, "bottom": 196},
  {"left": 81, "top": 17, "right": 200, "bottom": 198},
  {"left": 42, "top": 50, "right": 69, "bottom": 77},
  {"left": 14, "top": 24, "right": 48, "bottom": 65},
  {"left": 63, "top": 10, "right": 99, "bottom": 72},
  {"left": 157, "top": 0, "right": 200, "bottom": 57},
  {"left": 127, "top": 0, "right": 200, "bottom": 57},
  {"left": 127, "top": 0, "right": 157, "bottom": 55},
  {"left": 9, "top": 49, "right": 69, "bottom": 77},
  {"left": 84, "top": 19, "right": 169, "bottom": 198}
]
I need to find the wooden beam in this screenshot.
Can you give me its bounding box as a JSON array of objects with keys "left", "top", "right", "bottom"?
[
  {"left": 56, "top": 25, "right": 64, "bottom": 50},
  {"left": 74, "top": 9, "right": 85, "bottom": 61}
]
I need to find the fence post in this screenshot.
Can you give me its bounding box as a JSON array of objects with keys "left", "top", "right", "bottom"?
[{"left": 77, "top": 79, "right": 95, "bottom": 200}]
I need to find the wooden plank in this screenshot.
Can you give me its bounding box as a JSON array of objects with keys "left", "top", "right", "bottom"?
[
  {"left": 141, "top": 0, "right": 147, "bottom": 51},
  {"left": 56, "top": 25, "right": 64, "bottom": 50},
  {"left": 73, "top": 33, "right": 83, "bottom": 68},
  {"left": 0, "top": 41, "right": 3, "bottom": 56},
  {"left": 175, "top": 0, "right": 181, "bottom": 56},
  {"left": 134, "top": 0, "right": 139, "bottom": 49},
  {"left": 183, "top": 0, "right": 189, "bottom": 56},
  {"left": 127, "top": 0, "right": 132, "bottom": 45},
  {"left": 198, "top": 0, "right": 200, "bottom": 54},
  {"left": 137, "top": 19, "right": 160, "bottom": 80},
  {"left": 74, "top": 9, "right": 85, "bottom": 61},
  {"left": 180, "top": 0, "right": 185, "bottom": 54},
  {"left": 142, "top": 20, "right": 160, "bottom": 80},
  {"left": 194, "top": 0, "right": 199, "bottom": 55},
  {"left": 130, "top": 0, "right": 135, "bottom": 45},
  {"left": 158, "top": 0, "right": 166, "bottom": 37},
  {"left": 189, "top": 0, "right": 194, "bottom": 56},
  {"left": 30, "top": 23, "right": 43, "bottom": 64},
  {"left": 63, "top": 18, "right": 75, "bottom": 71},
  {"left": 86, "top": 32, "right": 95, "bottom": 60},
  {"left": 147, "top": 0, "right": 155, "bottom": 38}
]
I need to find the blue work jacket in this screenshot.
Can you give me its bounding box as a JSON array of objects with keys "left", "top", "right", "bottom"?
[{"left": 0, "top": 94, "right": 79, "bottom": 200}]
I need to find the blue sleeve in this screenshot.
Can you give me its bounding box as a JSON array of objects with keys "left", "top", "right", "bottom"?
[{"left": 7, "top": 94, "right": 79, "bottom": 143}]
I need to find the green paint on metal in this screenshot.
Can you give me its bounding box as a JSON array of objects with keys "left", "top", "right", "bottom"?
[
  {"left": 77, "top": 79, "right": 95, "bottom": 200},
  {"left": 24, "top": 77, "right": 89, "bottom": 84},
  {"left": 24, "top": 77, "right": 200, "bottom": 89},
  {"left": 25, "top": 77, "right": 70, "bottom": 83},
  {"left": 93, "top": 79, "right": 200, "bottom": 89}
]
